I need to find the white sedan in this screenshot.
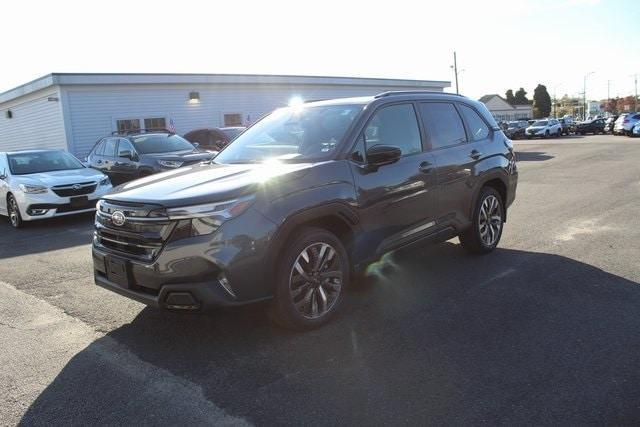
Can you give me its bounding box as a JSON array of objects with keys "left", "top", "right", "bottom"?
[
  {"left": 0, "top": 150, "right": 113, "bottom": 228},
  {"left": 525, "top": 119, "right": 562, "bottom": 139}
]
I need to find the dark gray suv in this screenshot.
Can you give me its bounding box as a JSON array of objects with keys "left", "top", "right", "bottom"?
[
  {"left": 93, "top": 91, "right": 518, "bottom": 330},
  {"left": 87, "top": 131, "right": 215, "bottom": 184}
]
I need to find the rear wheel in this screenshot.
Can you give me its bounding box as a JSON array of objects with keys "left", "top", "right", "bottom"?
[
  {"left": 460, "top": 187, "right": 504, "bottom": 254},
  {"left": 270, "top": 227, "right": 349, "bottom": 330},
  {"left": 7, "top": 194, "right": 24, "bottom": 228}
]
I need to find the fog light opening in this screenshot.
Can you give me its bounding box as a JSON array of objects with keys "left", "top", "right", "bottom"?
[{"left": 27, "top": 208, "right": 49, "bottom": 216}]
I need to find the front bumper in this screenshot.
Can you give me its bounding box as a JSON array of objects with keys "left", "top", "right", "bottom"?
[
  {"left": 15, "top": 185, "right": 112, "bottom": 221},
  {"left": 92, "top": 207, "right": 278, "bottom": 310}
]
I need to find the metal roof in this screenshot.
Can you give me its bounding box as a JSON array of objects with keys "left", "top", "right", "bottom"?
[{"left": 0, "top": 73, "right": 450, "bottom": 105}]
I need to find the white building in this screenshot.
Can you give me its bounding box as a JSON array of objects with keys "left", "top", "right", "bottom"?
[
  {"left": 0, "top": 73, "right": 449, "bottom": 157},
  {"left": 478, "top": 94, "right": 532, "bottom": 122}
]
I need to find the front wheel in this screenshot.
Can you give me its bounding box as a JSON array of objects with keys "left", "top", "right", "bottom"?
[
  {"left": 459, "top": 187, "right": 504, "bottom": 254},
  {"left": 7, "top": 194, "right": 24, "bottom": 228},
  {"left": 270, "top": 227, "right": 349, "bottom": 330}
]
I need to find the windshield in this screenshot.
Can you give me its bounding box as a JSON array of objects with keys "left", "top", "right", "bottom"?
[
  {"left": 507, "top": 122, "right": 520, "bottom": 129},
  {"left": 131, "top": 134, "right": 194, "bottom": 154},
  {"left": 221, "top": 128, "right": 244, "bottom": 140},
  {"left": 532, "top": 120, "right": 548, "bottom": 126},
  {"left": 214, "top": 104, "right": 364, "bottom": 164},
  {"left": 7, "top": 151, "right": 84, "bottom": 175}
]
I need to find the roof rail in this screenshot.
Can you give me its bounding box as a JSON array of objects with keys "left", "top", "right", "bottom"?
[
  {"left": 111, "top": 128, "right": 175, "bottom": 136},
  {"left": 374, "top": 90, "right": 462, "bottom": 99}
]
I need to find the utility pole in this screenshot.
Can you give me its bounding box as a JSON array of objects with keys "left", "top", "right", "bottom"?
[
  {"left": 583, "top": 72, "right": 594, "bottom": 120},
  {"left": 452, "top": 51, "right": 459, "bottom": 94},
  {"left": 635, "top": 74, "right": 638, "bottom": 112},
  {"left": 553, "top": 83, "right": 563, "bottom": 118}
]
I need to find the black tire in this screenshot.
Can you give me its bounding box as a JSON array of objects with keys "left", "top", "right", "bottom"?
[
  {"left": 269, "top": 227, "right": 350, "bottom": 330},
  {"left": 7, "top": 194, "right": 24, "bottom": 228},
  {"left": 459, "top": 187, "right": 505, "bottom": 255}
]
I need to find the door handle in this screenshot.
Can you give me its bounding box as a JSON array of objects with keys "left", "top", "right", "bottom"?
[
  {"left": 469, "top": 149, "right": 482, "bottom": 160},
  {"left": 419, "top": 161, "right": 433, "bottom": 173}
]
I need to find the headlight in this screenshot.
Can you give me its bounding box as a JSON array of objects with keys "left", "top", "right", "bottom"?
[
  {"left": 167, "top": 195, "right": 255, "bottom": 236},
  {"left": 158, "top": 160, "right": 184, "bottom": 169},
  {"left": 99, "top": 176, "right": 111, "bottom": 186},
  {"left": 19, "top": 184, "right": 48, "bottom": 194}
]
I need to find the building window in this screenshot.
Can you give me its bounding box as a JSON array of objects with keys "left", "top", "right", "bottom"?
[
  {"left": 144, "top": 117, "right": 166, "bottom": 130},
  {"left": 223, "top": 113, "right": 243, "bottom": 127},
  {"left": 117, "top": 119, "right": 141, "bottom": 134}
]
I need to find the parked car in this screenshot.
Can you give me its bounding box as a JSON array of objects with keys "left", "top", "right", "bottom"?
[
  {"left": 0, "top": 150, "right": 112, "bottom": 228},
  {"left": 604, "top": 116, "right": 618, "bottom": 133},
  {"left": 558, "top": 117, "right": 575, "bottom": 135},
  {"left": 183, "top": 127, "right": 246, "bottom": 152},
  {"left": 613, "top": 113, "right": 640, "bottom": 136},
  {"left": 575, "top": 118, "right": 606, "bottom": 135},
  {"left": 525, "top": 119, "right": 562, "bottom": 138},
  {"left": 92, "top": 91, "right": 518, "bottom": 330},
  {"left": 504, "top": 121, "right": 528, "bottom": 139},
  {"left": 87, "top": 130, "right": 215, "bottom": 184}
]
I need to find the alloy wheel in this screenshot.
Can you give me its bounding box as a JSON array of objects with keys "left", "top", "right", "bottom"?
[
  {"left": 8, "top": 197, "right": 19, "bottom": 227},
  {"left": 289, "top": 242, "right": 343, "bottom": 319},
  {"left": 478, "top": 195, "right": 502, "bottom": 247}
]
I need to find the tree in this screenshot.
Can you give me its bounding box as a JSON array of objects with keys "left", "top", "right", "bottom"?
[
  {"left": 604, "top": 98, "right": 618, "bottom": 114},
  {"left": 505, "top": 89, "right": 515, "bottom": 104},
  {"left": 513, "top": 88, "right": 530, "bottom": 105},
  {"left": 533, "top": 84, "right": 552, "bottom": 118}
]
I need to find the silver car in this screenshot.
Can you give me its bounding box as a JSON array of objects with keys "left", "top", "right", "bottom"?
[
  {"left": 0, "top": 150, "right": 113, "bottom": 228},
  {"left": 613, "top": 113, "right": 640, "bottom": 135}
]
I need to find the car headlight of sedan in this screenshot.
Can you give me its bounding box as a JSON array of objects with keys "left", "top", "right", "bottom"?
[
  {"left": 19, "top": 184, "right": 48, "bottom": 194},
  {"left": 99, "top": 176, "right": 111, "bottom": 186},
  {"left": 158, "top": 160, "right": 184, "bottom": 169},
  {"left": 167, "top": 195, "right": 255, "bottom": 236}
]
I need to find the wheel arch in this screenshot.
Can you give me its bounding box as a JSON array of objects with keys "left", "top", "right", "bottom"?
[
  {"left": 472, "top": 174, "right": 509, "bottom": 223},
  {"left": 264, "top": 203, "right": 360, "bottom": 290}
]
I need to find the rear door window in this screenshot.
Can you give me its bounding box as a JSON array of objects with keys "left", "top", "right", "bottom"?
[
  {"left": 458, "top": 104, "right": 490, "bottom": 141},
  {"left": 419, "top": 103, "right": 467, "bottom": 149}
]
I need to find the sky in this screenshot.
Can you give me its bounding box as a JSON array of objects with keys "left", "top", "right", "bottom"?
[{"left": 1, "top": 0, "right": 638, "bottom": 101}]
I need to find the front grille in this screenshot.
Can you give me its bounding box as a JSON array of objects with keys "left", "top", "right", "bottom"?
[
  {"left": 94, "top": 200, "right": 175, "bottom": 261},
  {"left": 52, "top": 182, "right": 97, "bottom": 197}
]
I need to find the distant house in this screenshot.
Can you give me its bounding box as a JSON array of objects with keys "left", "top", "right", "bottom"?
[{"left": 479, "top": 94, "right": 532, "bottom": 121}]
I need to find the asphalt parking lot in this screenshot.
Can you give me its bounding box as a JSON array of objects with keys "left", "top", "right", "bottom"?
[{"left": 1, "top": 134, "right": 639, "bottom": 425}]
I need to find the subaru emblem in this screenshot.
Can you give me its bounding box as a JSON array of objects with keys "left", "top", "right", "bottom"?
[
  {"left": 73, "top": 184, "right": 82, "bottom": 190},
  {"left": 111, "top": 210, "right": 126, "bottom": 226}
]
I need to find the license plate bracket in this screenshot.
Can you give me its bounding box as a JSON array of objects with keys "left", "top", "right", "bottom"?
[
  {"left": 105, "top": 256, "right": 129, "bottom": 288},
  {"left": 70, "top": 195, "right": 89, "bottom": 208}
]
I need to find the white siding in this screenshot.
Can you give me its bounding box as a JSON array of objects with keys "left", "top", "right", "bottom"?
[
  {"left": 0, "top": 87, "right": 67, "bottom": 152},
  {"left": 64, "top": 83, "right": 445, "bottom": 156}
]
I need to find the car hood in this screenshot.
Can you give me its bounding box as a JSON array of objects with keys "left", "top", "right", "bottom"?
[
  {"left": 104, "top": 161, "right": 315, "bottom": 207},
  {"left": 14, "top": 168, "right": 105, "bottom": 186},
  {"left": 527, "top": 126, "right": 546, "bottom": 131},
  {"left": 142, "top": 151, "right": 214, "bottom": 163}
]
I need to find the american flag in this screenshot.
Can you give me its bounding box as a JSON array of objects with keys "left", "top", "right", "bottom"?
[{"left": 167, "top": 118, "right": 177, "bottom": 133}]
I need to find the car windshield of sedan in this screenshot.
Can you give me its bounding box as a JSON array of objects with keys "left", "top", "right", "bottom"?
[
  {"left": 507, "top": 122, "right": 520, "bottom": 128},
  {"left": 7, "top": 151, "right": 85, "bottom": 175},
  {"left": 131, "top": 134, "right": 195, "bottom": 154},
  {"left": 214, "top": 104, "right": 364, "bottom": 164},
  {"left": 532, "top": 121, "right": 548, "bottom": 126}
]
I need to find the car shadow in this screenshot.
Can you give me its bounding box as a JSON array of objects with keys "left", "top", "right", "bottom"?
[
  {"left": 0, "top": 212, "right": 95, "bottom": 259},
  {"left": 20, "top": 243, "right": 640, "bottom": 425},
  {"left": 514, "top": 151, "right": 554, "bottom": 162}
]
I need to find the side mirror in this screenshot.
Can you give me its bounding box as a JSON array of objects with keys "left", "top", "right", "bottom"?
[
  {"left": 119, "top": 150, "right": 135, "bottom": 161},
  {"left": 0, "top": 169, "right": 6, "bottom": 180},
  {"left": 366, "top": 145, "right": 401, "bottom": 168},
  {"left": 208, "top": 150, "right": 219, "bottom": 158},
  {"left": 193, "top": 142, "right": 200, "bottom": 149}
]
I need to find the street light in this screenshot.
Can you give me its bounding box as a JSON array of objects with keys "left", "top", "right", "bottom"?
[
  {"left": 553, "top": 83, "right": 563, "bottom": 118},
  {"left": 583, "top": 72, "right": 595, "bottom": 120}
]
